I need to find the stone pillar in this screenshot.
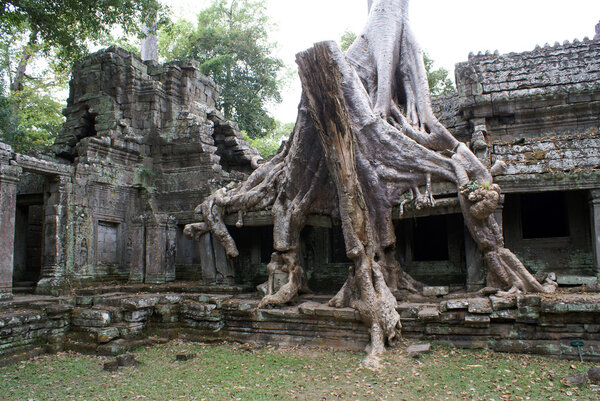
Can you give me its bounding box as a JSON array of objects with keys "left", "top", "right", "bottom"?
[
  {"left": 128, "top": 216, "right": 146, "bottom": 283},
  {"left": 494, "top": 194, "right": 505, "bottom": 235},
  {"left": 589, "top": 189, "right": 600, "bottom": 278},
  {"left": 0, "top": 162, "right": 22, "bottom": 300},
  {"left": 197, "top": 233, "right": 235, "bottom": 284},
  {"left": 464, "top": 226, "right": 485, "bottom": 291},
  {"left": 143, "top": 214, "right": 177, "bottom": 284},
  {"left": 36, "top": 175, "right": 71, "bottom": 295}
]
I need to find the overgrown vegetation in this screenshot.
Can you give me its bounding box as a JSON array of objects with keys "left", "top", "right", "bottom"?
[
  {"left": 1, "top": 341, "right": 596, "bottom": 400},
  {"left": 0, "top": 0, "right": 167, "bottom": 152},
  {"left": 244, "top": 120, "right": 294, "bottom": 158},
  {"left": 160, "top": 0, "right": 284, "bottom": 140}
]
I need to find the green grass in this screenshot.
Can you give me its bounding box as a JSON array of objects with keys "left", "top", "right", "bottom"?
[{"left": 1, "top": 341, "right": 598, "bottom": 400}]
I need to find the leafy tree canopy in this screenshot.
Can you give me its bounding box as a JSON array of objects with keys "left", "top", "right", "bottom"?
[
  {"left": 423, "top": 52, "right": 455, "bottom": 96},
  {"left": 0, "top": 0, "right": 167, "bottom": 152},
  {"left": 0, "top": 0, "right": 165, "bottom": 67},
  {"left": 160, "top": 0, "right": 284, "bottom": 139},
  {"left": 244, "top": 120, "right": 294, "bottom": 158}
]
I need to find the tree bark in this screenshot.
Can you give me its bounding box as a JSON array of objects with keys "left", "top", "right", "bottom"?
[{"left": 185, "top": 0, "right": 556, "bottom": 365}]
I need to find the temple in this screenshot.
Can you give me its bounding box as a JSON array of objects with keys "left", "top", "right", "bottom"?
[{"left": 0, "top": 24, "right": 599, "bottom": 362}]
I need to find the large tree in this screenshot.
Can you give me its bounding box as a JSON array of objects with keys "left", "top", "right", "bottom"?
[
  {"left": 160, "top": 0, "right": 283, "bottom": 139},
  {"left": 0, "top": 0, "right": 165, "bottom": 151},
  {"left": 185, "top": 0, "right": 557, "bottom": 367}
]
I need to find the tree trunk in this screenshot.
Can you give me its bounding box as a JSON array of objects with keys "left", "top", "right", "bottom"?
[{"left": 185, "top": 0, "right": 556, "bottom": 365}]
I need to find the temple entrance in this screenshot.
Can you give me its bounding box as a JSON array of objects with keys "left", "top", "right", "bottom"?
[{"left": 13, "top": 190, "right": 44, "bottom": 293}]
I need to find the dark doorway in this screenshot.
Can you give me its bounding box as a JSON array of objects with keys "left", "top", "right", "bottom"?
[{"left": 13, "top": 195, "right": 43, "bottom": 292}]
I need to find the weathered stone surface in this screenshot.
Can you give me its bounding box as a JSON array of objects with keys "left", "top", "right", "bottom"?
[
  {"left": 444, "top": 299, "right": 470, "bottom": 310},
  {"left": 116, "top": 353, "right": 140, "bottom": 367},
  {"left": 103, "top": 360, "right": 119, "bottom": 371},
  {"left": 465, "top": 314, "right": 491, "bottom": 327},
  {"left": 467, "top": 298, "right": 493, "bottom": 314},
  {"left": 406, "top": 343, "right": 431, "bottom": 358},
  {"left": 176, "top": 353, "right": 196, "bottom": 361},
  {"left": 563, "top": 373, "right": 588, "bottom": 387},
  {"left": 422, "top": 286, "right": 449, "bottom": 297},
  {"left": 72, "top": 308, "right": 111, "bottom": 327},
  {"left": 418, "top": 307, "right": 440, "bottom": 321},
  {"left": 557, "top": 275, "right": 598, "bottom": 286},
  {"left": 588, "top": 366, "right": 600, "bottom": 384},
  {"left": 490, "top": 295, "right": 516, "bottom": 311}
]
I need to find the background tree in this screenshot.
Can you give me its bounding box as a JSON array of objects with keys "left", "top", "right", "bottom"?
[
  {"left": 340, "top": 30, "right": 357, "bottom": 52},
  {"left": 424, "top": 52, "right": 455, "bottom": 96},
  {"left": 0, "top": 0, "right": 166, "bottom": 151},
  {"left": 244, "top": 120, "right": 294, "bottom": 158},
  {"left": 159, "top": 0, "right": 284, "bottom": 139}
]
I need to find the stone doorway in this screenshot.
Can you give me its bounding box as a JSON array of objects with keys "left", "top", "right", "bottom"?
[{"left": 13, "top": 174, "right": 45, "bottom": 293}]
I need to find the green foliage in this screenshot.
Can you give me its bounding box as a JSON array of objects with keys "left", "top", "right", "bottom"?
[
  {"left": 0, "top": 0, "right": 167, "bottom": 152},
  {"left": 423, "top": 52, "right": 456, "bottom": 96},
  {"left": 466, "top": 180, "right": 480, "bottom": 192},
  {"left": 0, "top": 0, "right": 166, "bottom": 68},
  {"left": 7, "top": 88, "right": 64, "bottom": 153},
  {"left": 340, "top": 30, "right": 357, "bottom": 51},
  {"left": 244, "top": 120, "right": 293, "bottom": 158},
  {"left": 160, "top": 0, "right": 284, "bottom": 139}
]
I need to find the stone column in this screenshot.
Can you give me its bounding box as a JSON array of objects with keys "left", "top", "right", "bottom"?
[
  {"left": 464, "top": 226, "right": 485, "bottom": 291},
  {"left": 0, "top": 163, "right": 22, "bottom": 300},
  {"left": 128, "top": 216, "right": 146, "bottom": 283},
  {"left": 36, "top": 175, "right": 71, "bottom": 295},
  {"left": 494, "top": 194, "right": 505, "bottom": 235},
  {"left": 589, "top": 189, "right": 600, "bottom": 278},
  {"left": 143, "top": 213, "right": 177, "bottom": 284}
]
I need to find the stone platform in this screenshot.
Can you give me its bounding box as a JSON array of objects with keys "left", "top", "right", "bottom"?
[{"left": 1, "top": 283, "right": 600, "bottom": 365}]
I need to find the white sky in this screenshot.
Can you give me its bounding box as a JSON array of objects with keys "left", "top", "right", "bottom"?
[{"left": 164, "top": 0, "right": 600, "bottom": 123}]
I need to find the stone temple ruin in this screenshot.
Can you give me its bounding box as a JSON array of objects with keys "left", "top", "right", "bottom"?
[{"left": 0, "top": 24, "right": 599, "bottom": 363}]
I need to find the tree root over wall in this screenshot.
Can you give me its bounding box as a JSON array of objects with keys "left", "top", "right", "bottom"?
[{"left": 185, "top": 0, "right": 555, "bottom": 367}]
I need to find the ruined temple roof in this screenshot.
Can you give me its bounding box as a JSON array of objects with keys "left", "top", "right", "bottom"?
[{"left": 455, "top": 36, "right": 600, "bottom": 103}]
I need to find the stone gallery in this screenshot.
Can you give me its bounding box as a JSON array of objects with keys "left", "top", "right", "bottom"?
[{"left": 0, "top": 2, "right": 599, "bottom": 365}]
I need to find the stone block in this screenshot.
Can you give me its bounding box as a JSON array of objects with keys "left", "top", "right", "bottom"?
[
  {"left": 467, "top": 298, "right": 493, "bottom": 314},
  {"left": 97, "top": 339, "right": 127, "bottom": 356},
  {"left": 489, "top": 295, "right": 516, "bottom": 310},
  {"left": 103, "top": 360, "right": 119, "bottom": 371},
  {"left": 422, "top": 286, "right": 449, "bottom": 297},
  {"left": 517, "top": 295, "right": 541, "bottom": 308},
  {"left": 406, "top": 343, "right": 431, "bottom": 358},
  {"left": 92, "top": 327, "right": 120, "bottom": 343},
  {"left": 464, "top": 314, "right": 490, "bottom": 327},
  {"left": 176, "top": 353, "right": 196, "bottom": 361},
  {"left": 556, "top": 275, "right": 598, "bottom": 285},
  {"left": 123, "top": 308, "right": 153, "bottom": 323},
  {"left": 116, "top": 353, "right": 140, "bottom": 367},
  {"left": 121, "top": 296, "right": 160, "bottom": 310},
  {"left": 444, "top": 299, "right": 469, "bottom": 310},
  {"left": 490, "top": 309, "right": 518, "bottom": 321},
  {"left": 72, "top": 308, "right": 111, "bottom": 327},
  {"left": 417, "top": 307, "right": 440, "bottom": 321}
]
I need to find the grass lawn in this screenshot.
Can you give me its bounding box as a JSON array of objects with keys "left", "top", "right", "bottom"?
[{"left": 1, "top": 340, "right": 598, "bottom": 400}]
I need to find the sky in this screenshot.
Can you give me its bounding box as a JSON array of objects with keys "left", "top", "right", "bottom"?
[{"left": 164, "top": 0, "right": 600, "bottom": 123}]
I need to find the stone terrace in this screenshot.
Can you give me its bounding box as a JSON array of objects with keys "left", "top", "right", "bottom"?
[{"left": 1, "top": 287, "right": 600, "bottom": 365}]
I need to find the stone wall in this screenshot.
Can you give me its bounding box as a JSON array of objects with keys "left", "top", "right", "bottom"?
[
  {"left": 455, "top": 37, "right": 600, "bottom": 141},
  {"left": 0, "top": 46, "right": 263, "bottom": 295},
  {"left": 2, "top": 289, "right": 600, "bottom": 363}
]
